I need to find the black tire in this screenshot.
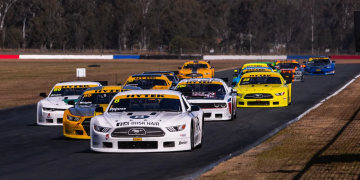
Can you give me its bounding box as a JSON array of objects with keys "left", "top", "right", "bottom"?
[
  {"left": 190, "top": 122, "right": 195, "bottom": 150},
  {"left": 196, "top": 116, "right": 204, "bottom": 149}
]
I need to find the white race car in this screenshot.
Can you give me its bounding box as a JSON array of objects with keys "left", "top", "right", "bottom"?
[
  {"left": 37, "top": 81, "right": 102, "bottom": 126},
  {"left": 175, "top": 78, "right": 237, "bottom": 121},
  {"left": 90, "top": 90, "right": 204, "bottom": 153}
]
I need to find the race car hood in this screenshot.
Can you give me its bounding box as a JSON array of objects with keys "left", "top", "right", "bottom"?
[
  {"left": 236, "top": 84, "right": 285, "bottom": 93},
  {"left": 181, "top": 68, "right": 209, "bottom": 74},
  {"left": 102, "top": 111, "right": 185, "bottom": 128},
  {"left": 40, "top": 96, "right": 78, "bottom": 108},
  {"left": 69, "top": 104, "right": 109, "bottom": 117}
]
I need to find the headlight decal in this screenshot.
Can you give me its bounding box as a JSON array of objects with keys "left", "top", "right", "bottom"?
[
  {"left": 166, "top": 124, "right": 186, "bottom": 132},
  {"left": 275, "top": 92, "right": 285, "bottom": 96},
  {"left": 67, "top": 114, "right": 81, "bottom": 121},
  {"left": 94, "top": 124, "right": 111, "bottom": 133}
]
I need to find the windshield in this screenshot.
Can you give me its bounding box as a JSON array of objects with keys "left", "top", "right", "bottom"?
[
  {"left": 108, "top": 98, "right": 182, "bottom": 112},
  {"left": 50, "top": 87, "right": 89, "bottom": 97},
  {"left": 308, "top": 59, "right": 330, "bottom": 64},
  {"left": 240, "top": 77, "right": 282, "bottom": 85},
  {"left": 183, "top": 64, "right": 208, "bottom": 69},
  {"left": 166, "top": 75, "right": 174, "bottom": 81},
  {"left": 78, "top": 93, "right": 118, "bottom": 106},
  {"left": 125, "top": 79, "right": 168, "bottom": 89},
  {"left": 176, "top": 84, "right": 226, "bottom": 100},
  {"left": 279, "top": 63, "right": 299, "bottom": 69}
]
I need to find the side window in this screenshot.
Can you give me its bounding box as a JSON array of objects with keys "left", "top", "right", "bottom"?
[{"left": 182, "top": 96, "right": 190, "bottom": 110}]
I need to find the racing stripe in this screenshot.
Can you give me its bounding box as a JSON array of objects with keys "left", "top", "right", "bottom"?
[{"left": 192, "top": 67, "right": 198, "bottom": 74}]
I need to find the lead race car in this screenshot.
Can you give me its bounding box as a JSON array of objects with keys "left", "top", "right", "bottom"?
[
  {"left": 90, "top": 90, "right": 204, "bottom": 153},
  {"left": 303, "top": 56, "right": 335, "bottom": 75},
  {"left": 232, "top": 67, "right": 274, "bottom": 87},
  {"left": 177, "top": 60, "right": 214, "bottom": 79},
  {"left": 63, "top": 86, "right": 141, "bottom": 139},
  {"left": 37, "top": 81, "right": 102, "bottom": 126},
  {"left": 175, "top": 78, "right": 237, "bottom": 121},
  {"left": 124, "top": 74, "right": 175, "bottom": 90}
]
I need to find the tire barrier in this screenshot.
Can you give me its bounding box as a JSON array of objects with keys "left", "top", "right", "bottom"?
[{"left": 203, "top": 55, "right": 287, "bottom": 60}]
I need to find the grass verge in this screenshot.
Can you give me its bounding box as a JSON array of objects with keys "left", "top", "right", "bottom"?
[
  {"left": 201, "top": 78, "right": 360, "bottom": 180},
  {"left": 0, "top": 59, "right": 257, "bottom": 109}
]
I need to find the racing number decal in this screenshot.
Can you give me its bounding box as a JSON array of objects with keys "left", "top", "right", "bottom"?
[
  {"left": 114, "top": 99, "right": 120, "bottom": 103},
  {"left": 243, "top": 78, "right": 250, "bottom": 81},
  {"left": 83, "top": 94, "right": 92, "bottom": 97},
  {"left": 53, "top": 88, "right": 62, "bottom": 91}
]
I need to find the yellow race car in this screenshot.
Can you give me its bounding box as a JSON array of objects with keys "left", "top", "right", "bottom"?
[
  {"left": 177, "top": 60, "right": 214, "bottom": 79},
  {"left": 63, "top": 86, "right": 140, "bottom": 139},
  {"left": 233, "top": 72, "right": 292, "bottom": 107},
  {"left": 124, "top": 74, "right": 175, "bottom": 90}
]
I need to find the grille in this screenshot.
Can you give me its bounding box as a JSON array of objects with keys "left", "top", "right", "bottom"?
[
  {"left": 204, "top": 113, "right": 211, "bottom": 118},
  {"left": 244, "top": 94, "right": 273, "bottom": 99},
  {"left": 185, "top": 73, "right": 203, "bottom": 77},
  {"left": 118, "top": 141, "right": 158, "bottom": 149},
  {"left": 313, "top": 71, "right": 324, "bottom": 74},
  {"left": 112, "top": 127, "right": 165, "bottom": 137},
  {"left": 82, "top": 118, "right": 91, "bottom": 136},
  {"left": 57, "top": 118, "right": 63, "bottom": 124},
  {"left": 247, "top": 101, "right": 270, "bottom": 106}
]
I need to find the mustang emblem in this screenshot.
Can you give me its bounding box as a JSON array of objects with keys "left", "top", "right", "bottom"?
[
  {"left": 253, "top": 94, "right": 263, "bottom": 98},
  {"left": 128, "top": 128, "right": 146, "bottom": 135}
]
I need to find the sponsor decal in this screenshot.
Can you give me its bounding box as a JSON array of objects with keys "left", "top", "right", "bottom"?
[
  {"left": 105, "top": 134, "right": 109, "bottom": 140},
  {"left": 130, "top": 115, "right": 150, "bottom": 119},
  {"left": 116, "top": 122, "right": 160, "bottom": 126},
  {"left": 192, "top": 92, "right": 216, "bottom": 98},
  {"left": 109, "top": 108, "right": 126, "bottom": 112},
  {"left": 133, "top": 138, "right": 142, "bottom": 141},
  {"left": 179, "top": 141, "right": 188, "bottom": 145},
  {"left": 283, "top": 97, "right": 287, "bottom": 100},
  {"left": 47, "top": 113, "right": 51, "bottom": 118},
  {"left": 180, "top": 134, "right": 186, "bottom": 137}
]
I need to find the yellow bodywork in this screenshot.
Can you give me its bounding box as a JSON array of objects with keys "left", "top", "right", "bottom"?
[
  {"left": 178, "top": 61, "right": 214, "bottom": 79},
  {"left": 124, "top": 75, "right": 172, "bottom": 90},
  {"left": 63, "top": 86, "right": 133, "bottom": 139},
  {"left": 234, "top": 72, "right": 292, "bottom": 107}
]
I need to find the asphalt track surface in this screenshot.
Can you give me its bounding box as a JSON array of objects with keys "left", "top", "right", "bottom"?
[{"left": 1, "top": 64, "right": 360, "bottom": 180}]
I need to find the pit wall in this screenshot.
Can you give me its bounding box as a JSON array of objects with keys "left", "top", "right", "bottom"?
[{"left": 0, "top": 54, "right": 359, "bottom": 60}]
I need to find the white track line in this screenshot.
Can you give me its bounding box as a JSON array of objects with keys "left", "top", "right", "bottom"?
[{"left": 184, "top": 73, "right": 360, "bottom": 180}]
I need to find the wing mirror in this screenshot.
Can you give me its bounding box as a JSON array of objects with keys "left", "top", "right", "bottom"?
[
  {"left": 67, "top": 100, "right": 75, "bottom": 106},
  {"left": 231, "top": 89, "right": 238, "bottom": 93},
  {"left": 39, "top": 92, "right": 47, "bottom": 97},
  {"left": 285, "top": 80, "right": 292, "bottom": 84},
  {"left": 232, "top": 82, "right": 237, "bottom": 86},
  {"left": 172, "top": 82, "right": 177, "bottom": 87},
  {"left": 332, "top": 61, "right": 336, "bottom": 63},
  {"left": 303, "top": 61, "right": 306, "bottom": 64},
  {"left": 190, "top": 105, "right": 200, "bottom": 111},
  {"left": 178, "top": 67, "right": 182, "bottom": 69},
  {"left": 211, "top": 66, "right": 214, "bottom": 68},
  {"left": 95, "top": 107, "right": 104, "bottom": 113}
]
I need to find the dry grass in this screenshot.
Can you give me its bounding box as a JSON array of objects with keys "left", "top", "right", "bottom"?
[
  {"left": 0, "top": 59, "right": 255, "bottom": 109},
  {"left": 201, "top": 78, "right": 360, "bottom": 180}
]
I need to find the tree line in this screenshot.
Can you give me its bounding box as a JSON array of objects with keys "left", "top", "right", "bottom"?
[{"left": 0, "top": 0, "right": 359, "bottom": 54}]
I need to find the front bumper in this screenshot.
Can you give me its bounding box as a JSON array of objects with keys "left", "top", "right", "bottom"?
[
  {"left": 202, "top": 108, "right": 232, "bottom": 121},
  {"left": 91, "top": 128, "right": 191, "bottom": 153},
  {"left": 304, "top": 68, "right": 335, "bottom": 75},
  {"left": 63, "top": 114, "right": 93, "bottom": 139},
  {"left": 236, "top": 95, "right": 288, "bottom": 107},
  {"left": 37, "top": 110, "right": 66, "bottom": 126}
]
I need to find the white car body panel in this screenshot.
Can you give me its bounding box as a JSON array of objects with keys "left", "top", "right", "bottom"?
[
  {"left": 90, "top": 90, "right": 204, "bottom": 153},
  {"left": 37, "top": 81, "right": 102, "bottom": 126},
  {"left": 176, "top": 78, "right": 237, "bottom": 121}
]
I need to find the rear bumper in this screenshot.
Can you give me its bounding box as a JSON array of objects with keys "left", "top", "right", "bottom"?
[{"left": 202, "top": 108, "right": 232, "bottom": 121}]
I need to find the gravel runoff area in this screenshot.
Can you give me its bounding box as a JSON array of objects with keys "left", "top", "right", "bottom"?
[
  {"left": 0, "top": 59, "right": 255, "bottom": 109},
  {"left": 201, "top": 76, "right": 360, "bottom": 179}
]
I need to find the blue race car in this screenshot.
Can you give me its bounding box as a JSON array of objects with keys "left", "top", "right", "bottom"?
[
  {"left": 232, "top": 67, "right": 273, "bottom": 87},
  {"left": 303, "top": 56, "right": 335, "bottom": 75}
]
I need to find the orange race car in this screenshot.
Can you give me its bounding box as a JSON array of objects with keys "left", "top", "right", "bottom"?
[{"left": 177, "top": 61, "right": 214, "bottom": 79}]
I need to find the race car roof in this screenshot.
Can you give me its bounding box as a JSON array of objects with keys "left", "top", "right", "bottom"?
[
  {"left": 55, "top": 81, "right": 101, "bottom": 86},
  {"left": 114, "top": 90, "right": 182, "bottom": 97},
  {"left": 131, "top": 74, "right": 164, "bottom": 77},
  {"left": 185, "top": 60, "right": 209, "bottom": 64},
  {"left": 84, "top": 86, "right": 141, "bottom": 92},
  {"left": 142, "top": 71, "right": 175, "bottom": 74}
]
